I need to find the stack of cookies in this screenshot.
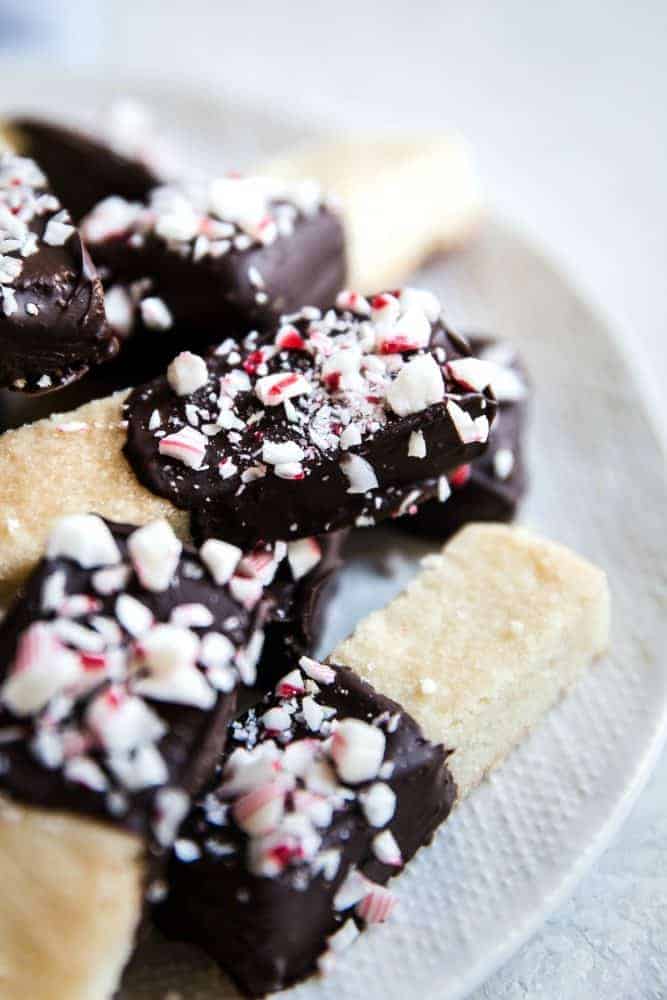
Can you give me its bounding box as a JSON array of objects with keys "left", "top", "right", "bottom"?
[{"left": 0, "top": 113, "right": 609, "bottom": 999}]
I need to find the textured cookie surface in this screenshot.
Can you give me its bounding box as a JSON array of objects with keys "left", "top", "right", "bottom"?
[
  {"left": 334, "top": 523, "right": 610, "bottom": 797},
  {"left": 0, "top": 392, "right": 188, "bottom": 599}
]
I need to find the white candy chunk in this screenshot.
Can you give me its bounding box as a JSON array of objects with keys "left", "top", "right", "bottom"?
[
  {"left": 446, "top": 400, "right": 490, "bottom": 444},
  {"left": 127, "top": 519, "right": 182, "bottom": 593},
  {"left": 255, "top": 371, "right": 310, "bottom": 406},
  {"left": 170, "top": 603, "right": 214, "bottom": 628},
  {"left": 115, "top": 593, "right": 154, "bottom": 637},
  {"left": 331, "top": 718, "right": 386, "bottom": 784},
  {"left": 438, "top": 475, "right": 451, "bottom": 502},
  {"left": 446, "top": 357, "right": 500, "bottom": 393},
  {"left": 334, "top": 869, "right": 373, "bottom": 910},
  {"left": 339, "top": 424, "right": 362, "bottom": 450},
  {"left": 91, "top": 564, "right": 131, "bottom": 596},
  {"left": 299, "top": 656, "right": 336, "bottom": 685},
  {"left": 159, "top": 425, "right": 208, "bottom": 470},
  {"left": 487, "top": 365, "right": 527, "bottom": 403},
  {"left": 287, "top": 537, "right": 322, "bottom": 580},
  {"left": 167, "top": 351, "right": 209, "bottom": 396},
  {"left": 43, "top": 216, "right": 75, "bottom": 247},
  {"left": 139, "top": 624, "right": 199, "bottom": 675},
  {"left": 399, "top": 287, "right": 441, "bottom": 322},
  {"left": 108, "top": 743, "right": 169, "bottom": 791},
  {"left": 46, "top": 514, "right": 121, "bottom": 569},
  {"left": 386, "top": 353, "right": 444, "bottom": 416},
  {"left": 372, "top": 829, "right": 403, "bottom": 866},
  {"left": 494, "top": 448, "right": 515, "bottom": 480},
  {"left": 393, "top": 304, "right": 431, "bottom": 347},
  {"left": 301, "top": 695, "right": 324, "bottom": 732},
  {"left": 339, "top": 454, "right": 378, "bottom": 494},
  {"left": 327, "top": 918, "right": 360, "bottom": 953},
  {"left": 200, "top": 631, "right": 235, "bottom": 669},
  {"left": 63, "top": 756, "right": 109, "bottom": 792},
  {"left": 356, "top": 882, "right": 398, "bottom": 923},
  {"left": 153, "top": 786, "right": 191, "bottom": 846},
  {"left": 135, "top": 624, "right": 215, "bottom": 710},
  {"left": 282, "top": 739, "right": 317, "bottom": 777},
  {"left": 229, "top": 575, "right": 263, "bottom": 610},
  {"left": 200, "top": 538, "right": 242, "bottom": 585},
  {"left": 408, "top": 429, "right": 426, "bottom": 458},
  {"left": 358, "top": 782, "right": 396, "bottom": 827},
  {"left": 140, "top": 296, "right": 173, "bottom": 330},
  {"left": 41, "top": 569, "right": 66, "bottom": 611},
  {"left": 154, "top": 202, "right": 200, "bottom": 242},
  {"left": 262, "top": 706, "right": 292, "bottom": 732},
  {"left": 262, "top": 439, "right": 305, "bottom": 465},
  {"left": 104, "top": 284, "right": 134, "bottom": 334},
  {"left": 1, "top": 623, "right": 81, "bottom": 716},
  {"left": 86, "top": 688, "right": 166, "bottom": 752}
]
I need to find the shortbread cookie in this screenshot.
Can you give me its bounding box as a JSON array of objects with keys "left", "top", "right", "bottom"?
[
  {"left": 0, "top": 151, "right": 113, "bottom": 393},
  {"left": 125, "top": 289, "right": 496, "bottom": 546},
  {"left": 0, "top": 391, "right": 188, "bottom": 601},
  {"left": 402, "top": 336, "right": 529, "bottom": 538},
  {"left": 3, "top": 117, "right": 159, "bottom": 224},
  {"left": 157, "top": 659, "right": 454, "bottom": 997},
  {"left": 334, "top": 523, "right": 610, "bottom": 798},
  {"left": 81, "top": 177, "right": 346, "bottom": 337},
  {"left": 263, "top": 133, "right": 482, "bottom": 292},
  {"left": 0, "top": 515, "right": 267, "bottom": 1000}
]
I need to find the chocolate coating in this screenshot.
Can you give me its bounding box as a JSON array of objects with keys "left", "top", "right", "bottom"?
[
  {"left": 400, "top": 337, "right": 529, "bottom": 539},
  {"left": 124, "top": 307, "right": 496, "bottom": 548},
  {"left": 0, "top": 153, "right": 114, "bottom": 393},
  {"left": 86, "top": 204, "right": 346, "bottom": 337},
  {"left": 156, "top": 663, "right": 455, "bottom": 996},
  {"left": 8, "top": 117, "right": 158, "bottom": 223},
  {"left": 259, "top": 530, "right": 347, "bottom": 688},
  {"left": 0, "top": 521, "right": 264, "bottom": 844}
]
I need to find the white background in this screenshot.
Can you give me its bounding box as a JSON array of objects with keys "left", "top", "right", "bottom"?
[{"left": 1, "top": 2, "right": 666, "bottom": 997}]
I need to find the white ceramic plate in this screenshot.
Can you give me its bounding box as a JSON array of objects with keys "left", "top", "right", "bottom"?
[{"left": 2, "top": 72, "right": 666, "bottom": 1000}]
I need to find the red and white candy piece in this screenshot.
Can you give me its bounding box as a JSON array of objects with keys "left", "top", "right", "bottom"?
[
  {"left": 376, "top": 304, "right": 431, "bottom": 355},
  {"left": 255, "top": 371, "right": 311, "bottom": 406},
  {"left": 287, "top": 537, "right": 322, "bottom": 580},
  {"left": 1, "top": 623, "right": 81, "bottom": 716},
  {"left": 127, "top": 520, "right": 182, "bottom": 593},
  {"left": 275, "top": 669, "right": 306, "bottom": 698},
  {"left": 386, "top": 353, "right": 444, "bottom": 416},
  {"left": 159, "top": 425, "right": 208, "bottom": 469},
  {"left": 446, "top": 357, "right": 497, "bottom": 394},
  {"left": 356, "top": 882, "right": 398, "bottom": 923},
  {"left": 275, "top": 324, "right": 306, "bottom": 351},
  {"left": 331, "top": 718, "right": 386, "bottom": 784},
  {"left": 335, "top": 289, "right": 371, "bottom": 316},
  {"left": 229, "top": 574, "right": 263, "bottom": 611},
  {"left": 167, "top": 351, "right": 209, "bottom": 396},
  {"left": 446, "top": 400, "right": 489, "bottom": 444},
  {"left": 233, "top": 778, "right": 286, "bottom": 836},
  {"left": 134, "top": 624, "right": 215, "bottom": 710},
  {"left": 46, "top": 514, "right": 121, "bottom": 569},
  {"left": 262, "top": 439, "right": 305, "bottom": 465},
  {"left": 86, "top": 685, "right": 166, "bottom": 753}
]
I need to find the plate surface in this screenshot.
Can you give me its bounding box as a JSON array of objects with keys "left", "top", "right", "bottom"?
[{"left": 2, "top": 74, "right": 666, "bottom": 1000}]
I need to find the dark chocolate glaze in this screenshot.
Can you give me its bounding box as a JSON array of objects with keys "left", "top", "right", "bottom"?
[
  {"left": 400, "top": 336, "right": 529, "bottom": 539},
  {"left": 258, "top": 530, "right": 347, "bottom": 690},
  {"left": 156, "top": 664, "right": 456, "bottom": 997},
  {"left": 9, "top": 117, "right": 159, "bottom": 223},
  {"left": 0, "top": 521, "right": 264, "bottom": 844},
  {"left": 0, "top": 212, "right": 114, "bottom": 393},
  {"left": 88, "top": 204, "right": 346, "bottom": 337},
  {"left": 124, "top": 313, "right": 496, "bottom": 548}
]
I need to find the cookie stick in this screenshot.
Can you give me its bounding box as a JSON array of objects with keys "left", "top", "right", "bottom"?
[
  {"left": 157, "top": 524, "right": 609, "bottom": 996},
  {"left": 334, "top": 523, "right": 610, "bottom": 798},
  {"left": 0, "top": 515, "right": 266, "bottom": 1000},
  {"left": 262, "top": 132, "right": 482, "bottom": 292},
  {"left": 158, "top": 660, "right": 455, "bottom": 997}
]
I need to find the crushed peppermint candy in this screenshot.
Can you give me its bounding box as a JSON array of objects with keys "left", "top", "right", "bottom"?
[
  {"left": 125, "top": 287, "right": 496, "bottom": 541},
  {"left": 0, "top": 516, "right": 266, "bottom": 841}
]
